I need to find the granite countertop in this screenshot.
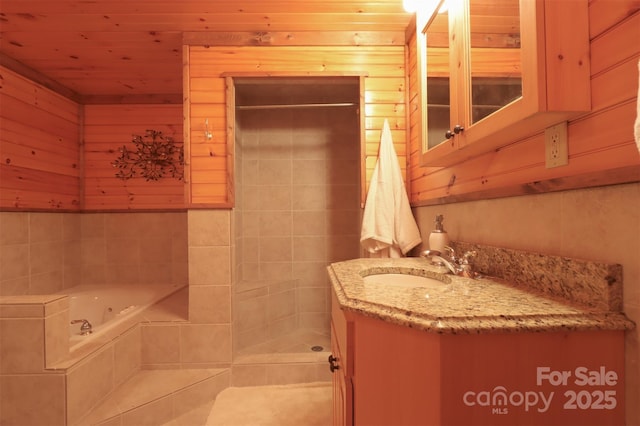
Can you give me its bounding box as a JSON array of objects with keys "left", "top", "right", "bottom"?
[{"left": 328, "top": 257, "right": 635, "bottom": 334}]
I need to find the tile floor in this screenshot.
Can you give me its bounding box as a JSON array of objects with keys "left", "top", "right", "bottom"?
[
  {"left": 236, "top": 328, "right": 331, "bottom": 357},
  {"left": 163, "top": 382, "right": 333, "bottom": 426},
  {"left": 162, "top": 400, "right": 216, "bottom": 426},
  {"left": 159, "top": 329, "right": 332, "bottom": 426}
]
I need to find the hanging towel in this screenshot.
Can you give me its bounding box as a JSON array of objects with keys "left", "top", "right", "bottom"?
[{"left": 360, "top": 119, "right": 422, "bottom": 258}]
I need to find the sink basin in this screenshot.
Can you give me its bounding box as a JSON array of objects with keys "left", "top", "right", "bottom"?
[{"left": 362, "top": 273, "right": 447, "bottom": 289}]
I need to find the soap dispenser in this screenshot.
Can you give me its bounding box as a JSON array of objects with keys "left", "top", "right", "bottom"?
[{"left": 428, "top": 214, "right": 450, "bottom": 259}]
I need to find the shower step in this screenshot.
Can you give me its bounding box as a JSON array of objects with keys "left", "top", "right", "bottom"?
[{"left": 79, "top": 368, "right": 230, "bottom": 426}]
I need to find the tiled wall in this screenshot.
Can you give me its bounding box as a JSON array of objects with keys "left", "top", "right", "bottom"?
[
  {"left": 182, "top": 209, "right": 234, "bottom": 366},
  {"left": 412, "top": 182, "right": 640, "bottom": 424},
  {"left": 0, "top": 212, "right": 81, "bottom": 295},
  {"left": 138, "top": 209, "right": 233, "bottom": 369},
  {"left": 0, "top": 294, "right": 69, "bottom": 425},
  {"left": 78, "top": 213, "right": 188, "bottom": 286},
  {"left": 233, "top": 102, "right": 361, "bottom": 353},
  {"left": 0, "top": 212, "right": 188, "bottom": 296},
  {"left": 66, "top": 326, "right": 142, "bottom": 425}
]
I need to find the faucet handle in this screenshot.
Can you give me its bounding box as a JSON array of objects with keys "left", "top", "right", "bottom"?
[
  {"left": 420, "top": 249, "right": 441, "bottom": 258},
  {"left": 461, "top": 250, "right": 477, "bottom": 264},
  {"left": 459, "top": 251, "right": 478, "bottom": 278},
  {"left": 444, "top": 246, "right": 457, "bottom": 262},
  {"left": 71, "top": 319, "right": 93, "bottom": 334}
]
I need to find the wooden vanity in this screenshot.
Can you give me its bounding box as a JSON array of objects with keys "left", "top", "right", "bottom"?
[{"left": 328, "top": 258, "right": 634, "bottom": 426}]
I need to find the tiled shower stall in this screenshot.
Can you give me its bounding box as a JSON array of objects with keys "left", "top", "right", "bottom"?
[{"left": 232, "top": 78, "right": 362, "bottom": 357}]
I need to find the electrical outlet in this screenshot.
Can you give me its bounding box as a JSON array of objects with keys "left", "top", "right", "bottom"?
[{"left": 545, "top": 121, "right": 568, "bottom": 168}]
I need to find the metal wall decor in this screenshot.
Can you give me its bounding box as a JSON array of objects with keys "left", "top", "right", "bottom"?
[{"left": 112, "top": 129, "right": 184, "bottom": 181}]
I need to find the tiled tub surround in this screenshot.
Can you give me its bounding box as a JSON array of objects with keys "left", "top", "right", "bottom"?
[
  {"left": 0, "top": 294, "right": 69, "bottom": 425},
  {"left": 64, "top": 283, "right": 185, "bottom": 351},
  {"left": 0, "top": 287, "right": 196, "bottom": 425},
  {"left": 329, "top": 253, "right": 635, "bottom": 334},
  {"left": 0, "top": 211, "right": 188, "bottom": 296}
]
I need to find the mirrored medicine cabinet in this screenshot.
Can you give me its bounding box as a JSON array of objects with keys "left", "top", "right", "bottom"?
[{"left": 417, "top": 0, "right": 591, "bottom": 167}]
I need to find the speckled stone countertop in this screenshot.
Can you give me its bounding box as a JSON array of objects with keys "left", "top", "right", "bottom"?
[{"left": 328, "top": 258, "right": 635, "bottom": 334}]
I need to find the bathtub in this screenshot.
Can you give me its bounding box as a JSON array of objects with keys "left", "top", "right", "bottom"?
[{"left": 62, "top": 283, "right": 185, "bottom": 350}]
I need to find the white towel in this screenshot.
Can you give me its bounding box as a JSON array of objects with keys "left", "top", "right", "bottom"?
[
  {"left": 360, "top": 119, "right": 422, "bottom": 257},
  {"left": 635, "top": 59, "right": 640, "bottom": 153}
]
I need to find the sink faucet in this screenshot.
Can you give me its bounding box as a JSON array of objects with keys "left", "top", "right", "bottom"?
[
  {"left": 70, "top": 319, "right": 93, "bottom": 335},
  {"left": 421, "top": 246, "right": 478, "bottom": 278}
]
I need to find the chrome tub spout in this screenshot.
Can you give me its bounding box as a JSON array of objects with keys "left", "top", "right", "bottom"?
[{"left": 70, "top": 319, "right": 93, "bottom": 335}]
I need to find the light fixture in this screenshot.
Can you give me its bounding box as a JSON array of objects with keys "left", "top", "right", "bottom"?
[
  {"left": 403, "top": 0, "right": 449, "bottom": 14},
  {"left": 403, "top": 0, "right": 420, "bottom": 13},
  {"left": 204, "top": 118, "right": 213, "bottom": 140}
]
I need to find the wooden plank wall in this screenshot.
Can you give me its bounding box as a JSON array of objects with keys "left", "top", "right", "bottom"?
[
  {"left": 408, "top": 1, "right": 640, "bottom": 205},
  {"left": 186, "top": 45, "right": 407, "bottom": 206},
  {"left": 0, "top": 66, "right": 81, "bottom": 210},
  {"left": 83, "top": 105, "right": 185, "bottom": 210}
]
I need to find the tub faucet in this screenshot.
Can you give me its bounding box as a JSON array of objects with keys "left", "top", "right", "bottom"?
[
  {"left": 70, "top": 319, "right": 93, "bottom": 335},
  {"left": 421, "top": 246, "right": 478, "bottom": 279}
]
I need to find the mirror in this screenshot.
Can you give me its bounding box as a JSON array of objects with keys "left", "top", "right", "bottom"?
[
  {"left": 420, "top": 0, "right": 523, "bottom": 153},
  {"left": 468, "top": 0, "right": 522, "bottom": 124},
  {"left": 423, "top": 6, "right": 450, "bottom": 151}
]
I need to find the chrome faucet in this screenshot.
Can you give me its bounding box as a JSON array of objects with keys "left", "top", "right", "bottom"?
[
  {"left": 421, "top": 246, "right": 478, "bottom": 279},
  {"left": 70, "top": 319, "right": 93, "bottom": 335}
]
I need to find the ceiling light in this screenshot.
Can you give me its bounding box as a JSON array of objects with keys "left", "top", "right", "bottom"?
[
  {"left": 404, "top": 0, "right": 446, "bottom": 14},
  {"left": 403, "top": 0, "right": 420, "bottom": 13}
]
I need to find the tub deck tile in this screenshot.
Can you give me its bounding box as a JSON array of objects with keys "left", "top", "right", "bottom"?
[{"left": 79, "top": 368, "right": 230, "bottom": 426}]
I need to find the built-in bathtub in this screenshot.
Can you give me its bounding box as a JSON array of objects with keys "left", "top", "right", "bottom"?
[{"left": 61, "top": 283, "right": 185, "bottom": 351}]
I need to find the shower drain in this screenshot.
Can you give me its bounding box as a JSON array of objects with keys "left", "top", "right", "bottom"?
[{"left": 310, "top": 345, "right": 324, "bottom": 352}]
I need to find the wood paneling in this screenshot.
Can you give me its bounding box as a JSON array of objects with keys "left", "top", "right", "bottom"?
[
  {"left": 588, "top": 0, "right": 640, "bottom": 40},
  {"left": 183, "top": 31, "right": 404, "bottom": 47},
  {"left": 4, "top": 2, "right": 635, "bottom": 211},
  {"left": 0, "top": 66, "right": 81, "bottom": 210},
  {"left": 590, "top": 12, "right": 640, "bottom": 76},
  {"left": 83, "top": 104, "right": 185, "bottom": 210},
  {"left": 408, "top": 5, "right": 640, "bottom": 206},
  {"left": 186, "top": 45, "right": 407, "bottom": 206},
  {"left": 0, "top": 1, "right": 411, "bottom": 98}
]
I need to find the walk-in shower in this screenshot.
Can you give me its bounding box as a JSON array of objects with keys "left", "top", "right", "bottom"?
[{"left": 232, "top": 77, "right": 361, "bottom": 362}]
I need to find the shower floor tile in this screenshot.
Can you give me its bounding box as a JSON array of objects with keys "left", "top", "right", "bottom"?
[{"left": 236, "top": 328, "right": 330, "bottom": 357}]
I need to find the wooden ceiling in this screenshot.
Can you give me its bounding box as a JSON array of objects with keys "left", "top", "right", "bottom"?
[{"left": 0, "top": 1, "right": 412, "bottom": 101}]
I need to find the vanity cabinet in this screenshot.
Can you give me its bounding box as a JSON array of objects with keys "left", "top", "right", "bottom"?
[
  {"left": 417, "top": 0, "right": 591, "bottom": 167},
  {"left": 331, "top": 289, "right": 626, "bottom": 426},
  {"left": 330, "top": 290, "right": 353, "bottom": 426},
  {"left": 356, "top": 314, "right": 624, "bottom": 425}
]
